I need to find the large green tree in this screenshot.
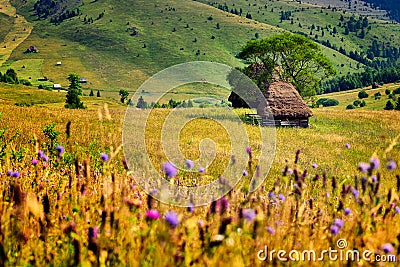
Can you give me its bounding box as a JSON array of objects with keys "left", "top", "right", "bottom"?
[{"left": 237, "top": 33, "right": 336, "bottom": 97}]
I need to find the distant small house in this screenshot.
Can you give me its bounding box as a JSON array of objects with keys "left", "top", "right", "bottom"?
[
  {"left": 56, "top": 62, "right": 62, "bottom": 66},
  {"left": 53, "top": 84, "right": 62, "bottom": 89},
  {"left": 38, "top": 77, "right": 48, "bottom": 81},
  {"left": 79, "top": 78, "right": 87, "bottom": 83}
]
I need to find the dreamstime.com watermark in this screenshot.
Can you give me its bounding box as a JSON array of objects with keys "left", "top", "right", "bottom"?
[
  {"left": 122, "top": 61, "right": 276, "bottom": 207},
  {"left": 257, "top": 239, "right": 397, "bottom": 263}
]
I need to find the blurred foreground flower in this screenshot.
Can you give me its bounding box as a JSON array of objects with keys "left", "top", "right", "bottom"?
[{"left": 164, "top": 211, "right": 179, "bottom": 228}]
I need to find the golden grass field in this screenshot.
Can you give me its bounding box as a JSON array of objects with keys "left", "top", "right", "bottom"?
[{"left": 0, "top": 92, "right": 399, "bottom": 265}]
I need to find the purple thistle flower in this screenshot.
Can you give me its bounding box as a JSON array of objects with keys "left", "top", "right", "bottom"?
[
  {"left": 246, "top": 146, "right": 252, "bottom": 158},
  {"left": 344, "top": 208, "right": 351, "bottom": 216},
  {"left": 371, "top": 175, "right": 377, "bottom": 183},
  {"left": 242, "top": 170, "right": 248, "bottom": 177},
  {"left": 164, "top": 211, "right": 179, "bottom": 228},
  {"left": 345, "top": 143, "right": 351, "bottom": 149},
  {"left": 330, "top": 225, "right": 340, "bottom": 235},
  {"left": 312, "top": 163, "right": 318, "bottom": 169},
  {"left": 6, "top": 170, "right": 12, "bottom": 176},
  {"left": 287, "top": 168, "right": 293, "bottom": 175},
  {"left": 387, "top": 160, "right": 397, "bottom": 170},
  {"left": 198, "top": 167, "right": 205, "bottom": 173},
  {"left": 162, "top": 162, "right": 177, "bottom": 178},
  {"left": 278, "top": 194, "right": 285, "bottom": 202},
  {"left": 56, "top": 145, "right": 65, "bottom": 156},
  {"left": 187, "top": 204, "right": 194, "bottom": 213},
  {"left": 352, "top": 188, "right": 359, "bottom": 200},
  {"left": 185, "top": 159, "right": 194, "bottom": 170},
  {"left": 358, "top": 162, "right": 369, "bottom": 173},
  {"left": 146, "top": 209, "right": 161, "bottom": 220},
  {"left": 395, "top": 207, "right": 400, "bottom": 214},
  {"left": 38, "top": 150, "right": 44, "bottom": 158},
  {"left": 12, "top": 172, "right": 20, "bottom": 178},
  {"left": 31, "top": 159, "right": 38, "bottom": 165},
  {"left": 100, "top": 153, "right": 109, "bottom": 162},
  {"left": 333, "top": 218, "right": 344, "bottom": 229},
  {"left": 382, "top": 243, "right": 394, "bottom": 253},
  {"left": 266, "top": 227, "right": 275, "bottom": 234},
  {"left": 370, "top": 157, "right": 380, "bottom": 170},
  {"left": 242, "top": 209, "right": 256, "bottom": 222},
  {"left": 268, "top": 192, "right": 276, "bottom": 199}
]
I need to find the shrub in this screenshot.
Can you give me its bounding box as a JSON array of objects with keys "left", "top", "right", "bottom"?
[
  {"left": 393, "top": 87, "right": 400, "bottom": 94},
  {"left": 385, "top": 89, "right": 391, "bottom": 95},
  {"left": 316, "top": 98, "right": 339, "bottom": 107},
  {"left": 384, "top": 100, "right": 395, "bottom": 110},
  {"left": 360, "top": 100, "right": 366, "bottom": 107},
  {"left": 353, "top": 99, "right": 361, "bottom": 107},
  {"left": 374, "top": 92, "right": 381, "bottom": 100},
  {"left": 346, "top": 104, "right": 355, "bottom": 109},
  {"left": 358, "top": 90, "right": 369, "bottom": 99}
]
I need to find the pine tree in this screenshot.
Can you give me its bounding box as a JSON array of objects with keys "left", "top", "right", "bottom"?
[
  {"left": 136, "top": 96, "right": 147, "bottom": 109},
  {"left": 65, "top": 73, "right": 84, "bottom": 109},
  {"left": 385, "top": 100, "right": 395, "bottom": 110},
  {"left": 89, "top": 90, "right": 94, "bottom": 96},
  {"left": 97, "top": 90, "right": 101, "bottom": 97}
]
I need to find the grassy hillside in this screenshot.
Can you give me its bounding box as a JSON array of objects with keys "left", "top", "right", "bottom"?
[
  {"left": 317, "top": 82, "right": 400, "bottom": 110},
  {"left": 1, "top": 0, "right": 377, "bottom": 99}
]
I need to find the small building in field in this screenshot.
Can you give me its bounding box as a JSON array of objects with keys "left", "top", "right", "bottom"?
[
  {"left": 79, "top": 78, "right": 87, "bottom": 83},
  {"left": 53, "top": 84, "right": 62, "bottom": 89},
  {"left": 56, "top": 61, "right": 62, "bottom": 66},
  {"left": 256, "top": 81, "right": 313, "bottom": 128}
]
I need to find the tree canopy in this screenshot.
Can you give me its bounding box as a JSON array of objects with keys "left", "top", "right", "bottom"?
[{"left": 238, "top": 33, "right": 336, "bottom": 97}]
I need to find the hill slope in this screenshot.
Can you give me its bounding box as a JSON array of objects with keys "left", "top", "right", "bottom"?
[{"left": 0, "top": 0, "right": 369, "bottom": 97}]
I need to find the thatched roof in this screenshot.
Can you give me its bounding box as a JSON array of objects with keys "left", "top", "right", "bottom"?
[{"left": 257, "top": 81, "right": 313, "bottom": 119}]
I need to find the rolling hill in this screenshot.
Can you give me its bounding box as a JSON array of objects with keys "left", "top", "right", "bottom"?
[{"left": 1, "top": 0, "right": 378, "bottom": 96}]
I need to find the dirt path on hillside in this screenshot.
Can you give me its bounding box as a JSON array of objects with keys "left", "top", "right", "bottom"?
[{"left": 0, "top": 0, "right": 33, "bottom": 66}]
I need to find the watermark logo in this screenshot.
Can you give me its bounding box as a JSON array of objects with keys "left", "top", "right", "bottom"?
[
  {"left": 122, "top": 61, "right": 276, "bottom": 207},
  {"left": 257, "top": 239, "right": 397, "bottom": 263}
]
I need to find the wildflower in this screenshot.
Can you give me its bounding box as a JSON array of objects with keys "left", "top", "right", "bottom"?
[
  {"left": 199, "top": 167, "right": 205, "bottom": 173},
  {"left": 382, "top": 243, "right": 394, "bottom": 253},
  {"left": 358, "top": 162, "right": 369, "bottom": 173},
  {"left": 371, "top": 175, "right": 377, "bottom": 183},
  {"left": 278, "top": 194, "right": 285, "bottom": 202},
  {"left": 12, "top": 172, "right": 20, "bottom": 178},
  {"left": 56, "top": 145, "right": 65, "bottom": 156},
  {"left": 267, "top": 192, "right": 276, "bottom": 199},
  {"left": 333, "top": 219, "right": 344, "bottom": 229},
  {"left": 370, "top": 157, "right": 380, "bottom": 170},
  {"left": 295, "top": 149, "right": 301, "bottom": 164},
  {"left": 287, "top": 168, "right": 293, "bottom": 175},
  {"left": 185, "top": 159, "right": 194, "bottom": 170},
  {"left": 330, "top": 225, "right": 340, "bottom": 235},
  {"left": 387, "top": 159, "right": 397, "bottom": 170},
  {"left": 31, "top": 159, "right": 38, "bottom": 165},
  {"left": 266, "top": 227, "right": 275, "bottom": 234},
  {"left": 164, "top": 211, "right": 179, "bottom": 228},
  {"left": 146, "top": 209, "right": 161, "bottom": 220},
  {"left": 100, "top": 153, "right": 109, "bottom": 162},
  {"left": 6, "top": 170, "right": 12, "bottom": 176},
  {"left": 246, "top": 146, "right": 252, "bottom": 158},
  {"left": 312, "top": 163, "right": 318, "bottom": 169},
  {"left": 242, "top": 170, "right": 248, "bottom": 177},
  {"left": 345, "top": 143, "right": 351, "bottom": 149},
  {"left": 352, "top": 188, "right": 359, "bottom": 200},
  {"left": 242, "top": 209, "right": 256, "bottom": 222},
  {"left": 162, "top": 162, "right": 177, "bottom": 178},
  {"left": 396, "top": 207, "right": 400, "bottom": 214},
  {"left": 187, "top": 204, "right": 194, "bottom": 213},
  {"left": 344, "top": 208, "right": 351, "bottom": 216}
]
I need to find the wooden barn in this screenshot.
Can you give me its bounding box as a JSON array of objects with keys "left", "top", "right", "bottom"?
[{"left": 255, "top": 81, "right": 313, "bottom": 128}]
